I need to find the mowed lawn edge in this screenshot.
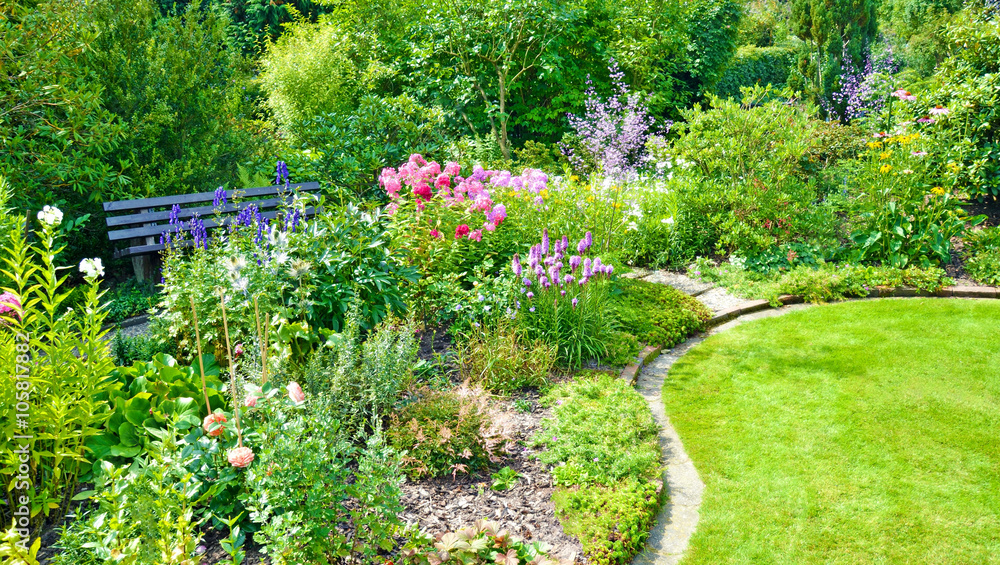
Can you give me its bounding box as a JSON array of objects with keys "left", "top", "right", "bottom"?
[{"left": 663, "top": 299, "right": 1000, "bottom": 565}]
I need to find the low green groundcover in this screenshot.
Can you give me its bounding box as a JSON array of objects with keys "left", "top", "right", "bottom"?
[{"left": 665, "top": 299, "right": 1000, "bottom": 564}]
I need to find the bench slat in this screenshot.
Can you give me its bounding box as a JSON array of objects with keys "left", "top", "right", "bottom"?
[
  {"left": 106, "top": 196, "right": 292, "bottom": 228},
  {"left": 102, "top": 182, "right": 320, "bottom": 213},
  {"left": 108, "top": 207, "right": 318, "bottom": 242}
]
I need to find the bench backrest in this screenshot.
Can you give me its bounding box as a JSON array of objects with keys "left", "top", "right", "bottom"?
[{"left": 103, "top": 182, "right": 321, "bottom": 258}]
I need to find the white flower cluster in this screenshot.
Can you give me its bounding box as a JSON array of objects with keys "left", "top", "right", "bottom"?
[
  {"left": 79, "top": 258, "right": 104, "bottom": 279},
  {"left": 37, "top": 205, "right": 63, "bottom": 227}
]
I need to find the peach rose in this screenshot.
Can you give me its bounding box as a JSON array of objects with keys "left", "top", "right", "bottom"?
[
  {"left": 227, "top": 446, "right": 254, "bottom": 468},
  {"left": 287, "top": 381, "right": 305, "bottom": 404},
  {"left": 244, "top": 395, "right": 258, "bottom": 408},
  {"left": 203, "top": 413, "right": 227, "bottom": 437}
]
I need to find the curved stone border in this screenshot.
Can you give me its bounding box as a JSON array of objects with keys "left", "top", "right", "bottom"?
[{"left": 627, "top": 289, "right": 1000, "bottom": 565}]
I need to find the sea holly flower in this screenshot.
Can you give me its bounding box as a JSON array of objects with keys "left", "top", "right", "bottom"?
[{"left": 228, "top": 446, "right": 255, "bottom": 468}]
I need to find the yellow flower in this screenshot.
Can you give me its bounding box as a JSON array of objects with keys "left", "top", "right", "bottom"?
[
  {"left": 587, "top": 196, "right": 595, "bottom": 203},
  {"left": 539, "top": 189, "right": 550, "bottom": 199},
  {"left": 867, "top": 141, "right": 883, "bottom": 149},
  {"left": 946, "top": 162, "right": 961, "bottom": 172},
  {"left": 880, "top": 164, "right": 893, "bottom": 173},
  {"left": 570, "top": 175, "right": 580, "bottom": 182},
  {"left": 879, "top": 150, "right": 893, "bottom": 160},
  {"left": 931, "top": 186, "right": 946, "bottom": 195}
]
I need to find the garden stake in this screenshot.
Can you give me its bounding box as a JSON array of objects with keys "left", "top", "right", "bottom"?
[
  {"left": 189, "top": 296, "right": 213, "bottom": 412},
  {"left": 220, "top": 294, "right": 243, "bottom": 447},
  {"left": 262, "top": 313, "right": 270, "bottom": 384}
]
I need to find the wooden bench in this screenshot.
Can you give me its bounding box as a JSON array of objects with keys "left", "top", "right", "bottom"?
[{"left": 103, "top": 182, "right": 321, "bottom": 280}]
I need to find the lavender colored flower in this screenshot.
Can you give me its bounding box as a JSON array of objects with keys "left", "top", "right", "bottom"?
[
  {"left": 168, "top": 204, "right": 181, "bottom": 225},
  {"left": 585, "top": 231, "right": 592, "bottom": 249},
  {"left": 526, "top": 291, "right": 535, "bottom": 299},
  {"left": 572, "top": 297, "right": 579, "bottom": 308},
  {"left": 560, "top": 290, "right": 566, "bottom": 296},
  {"left": 570, "top": 255, "right": 581, "bottom": 271},
  {"left": 512, "top": 254, "right": 523, "bottom": 276},
  {"left": 213, "top": 186, "right": 228, "bottom": 207},
  {"left": 539, "top": 276, "right": 549, "bottom": 288},
  {"left": 529, "top": 306, "right": 536, "bottom": 313},
  {"left": 562, "top": 59, "right": 665, "bottom": 180},
  {"left": 542, "top": 229, "right": 550, "bottom": 255},
  {"left": 564, "top": 274, "right": 574, "bottom": 285},
  {"left": 583, "top": 258, "right": 593, "bottom": 277},
  {"left": 523, "top": 277, "right": 532, "bottom": 287},
  {"left": 826, "top": 42, "right": 898, "bottom": 123}
]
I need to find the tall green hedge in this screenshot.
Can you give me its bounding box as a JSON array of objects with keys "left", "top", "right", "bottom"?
[{"left": 714, "top": 45, "right": 798, "bottom": 99}]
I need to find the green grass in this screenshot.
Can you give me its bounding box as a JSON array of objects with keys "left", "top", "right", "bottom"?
[{"left": 664, "top": 299, "right": 1000, "bottom": 565}]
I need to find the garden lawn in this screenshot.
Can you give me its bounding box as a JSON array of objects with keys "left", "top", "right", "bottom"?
[{"left": 664, "top": 299, "right": 1000, "bottom": 565}]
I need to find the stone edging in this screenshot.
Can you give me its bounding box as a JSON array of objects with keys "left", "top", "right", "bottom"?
[
  {"left": 100, "top": 313, "right": 150, "bottom": 333},
  {"left": 624, "top": 286, "right": 1000, "bottom": 565}
]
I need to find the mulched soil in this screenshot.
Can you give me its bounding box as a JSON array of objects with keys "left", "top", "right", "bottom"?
[{"left": 398, "top": 391, "right": 586, "bottom": 564}]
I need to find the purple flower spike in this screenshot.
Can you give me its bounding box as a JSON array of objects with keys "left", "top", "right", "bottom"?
[
  {"left": 526, "top": 291, "right": 535, "bottom": 299},
  {"left": 561, "top": 290, "right": 567, "bottom": 296},
  {"left": 523, "top": 277, "right": 532, "bottom": 287},
  {"left": 577, "top": 238, "right": 587, "bottom": 254},
  {"left": 561, "top": 235, "right": 569, "bottom": 252},
  {"left": 512, "top": 254, "right": 522, "bottom": 276},
  {"left": 584, "top": 231, "right": 593, "bottom": 249},
  {"left": 583, "top": 258, "right": 593, "bottom": 277},
  {"left": 542, "top": 229, "right": 550, "bottom": 256},
  {"left": 607, "top": 265, "right": 614, "bottom": 275},
  {"left": 570, "top": 255, "right": 581, "bottom": 271},
  {"left": 564, "top": 274, "right": 574, "bottom": 285},
  {"left": 539, "top": 276, "right": 549, "bottom": 288},
  {"left": 572, "top": 297, "right": 579, "bottom": 308}
]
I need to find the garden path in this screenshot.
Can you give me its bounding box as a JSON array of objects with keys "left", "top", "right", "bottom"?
[{"left": 629, "top": 271, "right": 811, "bottom": 565}]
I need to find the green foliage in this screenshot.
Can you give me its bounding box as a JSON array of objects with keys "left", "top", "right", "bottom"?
[
  {"left": 963, "top": 226, "right": 1000, "bottom": 285},
  {"left": 109, "top": 331, "right": 176, "bottom": 367},
  {"left": 534, "top": 373, "right": 660, "bottom": 486},
  {"left": 533, "top": 373, "right": 661, "bottom": 564},
  {"left": 714, "top": 45, "right": 798, "bottom": 99},
  {"left": 457, "top": 321, "right": 556, "bottom": 394},
  {"left": 399, "top": 519, "right": 561, "bottom": 565},
  {"left": 291, "top": 94, "right": 449, "bottom": 197},
  {"left": 0, "top": 523, "right": 39, "bottom": 565},
  {"left": 86, "top": 0, "right": 267, "bottom": 202},
  {"left": 103, "top": 280, "right": 158, "bottom": 323},
  {"left": 552, "top": 480, "right": 661, "bottom": 565},
  {"left": 50, "top": 451, "right": 210, "bottom": 565},
  {"left": 789, "top": 0, "right": 878, "bottom": 108},
  {"left": 301, "top": 316, "right": 418, "bottom": 434},
  {"left": 156, "top": 199, "right": 415, "bottom": 365},
  {"left": 259, "top": 16, "right": 383, "bottom": 129},
  {"left": 490, "top": 466, "right": 522, "bottom": 491},
  {"left": 0, "top": 2, "right": 128, "bottom": 261},
  {"left": 87, "top": 354, "right": 227, "bottom": 469},
  {"left": 612, "top": 279, "right": 711, "bottom": 348},
  {"left": 0, "top": 217, "right": 117, "bottom": 534},
  {"left": 387, "top": 388, "right": 504, "bottom": 479},
  {"left": 242, "top": 404, "right": 403, "bottom": 564}
]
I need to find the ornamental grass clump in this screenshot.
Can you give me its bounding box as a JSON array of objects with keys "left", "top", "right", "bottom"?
[{"left": 513, "top": 229, "right": 617, "bottom": 367}]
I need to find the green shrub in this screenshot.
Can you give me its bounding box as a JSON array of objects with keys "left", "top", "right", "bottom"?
[
  {"left": 612, "top": 279, "right": 711, "bottom": 348},
  {"left": 964, "top": 226, "right": 1000, "bottom": 285},
  {"left": 400, "top": 519, "right": 561, "bottom": 565},
  {"left": 241, "top": 404, "right": 403, "bottom": 564},
  {"left": 103, "top": 280, "right": 158, "bottom": 323},
  {"left": 552, "top": 480, "right": 661, "bottom": 565},
  {"left": 532, "top": 373, "right": 662, "bottom": 564},
  {"left": 387, "top": 388, "right": 505, "bottom": 480},
  {"left": 533, "top": 373, "right": 660, "bottom": 486},
  {"left": 456, "top": 321, "right": 556, "bottom": 394},
  {"left": 301, "top": 316, "right": 418, "bottom": 434},
  {"left": 109, "top": 331, "right": 176, "bottom": 367},
  {"left": 714, "top": 45, "right": 797, "bottom": 100},
  {"left": 50, "top": 451, "right": 209, "bottom": 565}
]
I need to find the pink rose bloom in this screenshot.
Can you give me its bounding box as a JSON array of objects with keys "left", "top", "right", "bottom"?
[
  {"left": 444, "top": 162, "right": 461, "bottom": 176},
  {"left": 245, "top": 395, "right": 258, "bottom": 408},
  {"left": 469, "top": 229, "right": 483, "bottom": 242},
  {"left": 228, "top": 446, "right": 255, "bottom": 468},
  {"left": 203, "top": 413, "right": 227, "bottom": 437},
  {"left": 287, "top": 381, "right": 306, "bottom": 404}
]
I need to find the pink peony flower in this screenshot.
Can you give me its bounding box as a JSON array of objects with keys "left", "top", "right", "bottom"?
[
  {"left": 455, "top": 224, "right": 470, "bottom": 239},
  {"left": 228, "top": 446, "right": 255, "bottom": 468},
  {"left": 203, "top": 413, "right": 227, "bottom": 437},
  {"left": 287, "top": 381, "right": 305, "bottom": 404}
]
